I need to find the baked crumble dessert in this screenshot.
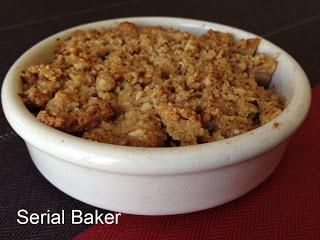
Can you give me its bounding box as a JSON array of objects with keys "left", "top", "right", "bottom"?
[{"left": 20, "top": 22, "right": 286, "bottom": 147}]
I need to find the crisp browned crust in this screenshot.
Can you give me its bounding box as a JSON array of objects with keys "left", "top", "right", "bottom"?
[{"left": 20, "top": 22, "right": 286, "bottom": 147}]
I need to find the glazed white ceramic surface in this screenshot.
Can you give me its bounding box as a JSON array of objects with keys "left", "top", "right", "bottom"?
[{"left": 1, "top": 17, "right": 311, "bottom": 215}]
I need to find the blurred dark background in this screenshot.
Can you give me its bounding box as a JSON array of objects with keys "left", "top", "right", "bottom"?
[{"left": 0, "top": 0, "right": 319, "bottom": 239}]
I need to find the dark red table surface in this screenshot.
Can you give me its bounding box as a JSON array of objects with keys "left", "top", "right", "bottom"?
[{"left": 0, "top": 0, "right": 319, "bottom": 239}]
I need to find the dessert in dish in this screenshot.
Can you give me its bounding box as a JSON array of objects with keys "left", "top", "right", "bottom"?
[{"left": 20, "top": 22, "right": 286, "bottom": 147}]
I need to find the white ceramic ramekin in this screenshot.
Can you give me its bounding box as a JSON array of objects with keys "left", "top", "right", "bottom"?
[{"left": 1, "top": 17, "right": 311, "bottom": 215}]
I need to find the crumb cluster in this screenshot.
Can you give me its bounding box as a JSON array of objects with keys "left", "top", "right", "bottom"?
[{"left": 20, "top": 22, "right": 286, "bottom": 147}]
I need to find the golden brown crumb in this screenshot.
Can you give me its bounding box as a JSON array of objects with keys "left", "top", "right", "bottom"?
[
  {"left": 83, "top": 109, "right": 167, "bottom": 147},
  {"left": 37, "top": 91, "right": 113, "bottom": 133},
  {"left": 20, "top": 22, "right": 286, "bottom": 147},
  {"left": 273, "top": 122, "right": 280, "bottom": 128}
]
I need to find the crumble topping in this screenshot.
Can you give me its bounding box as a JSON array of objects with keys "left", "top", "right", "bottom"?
[{"left": 20, "top": 22, "right": 286, "bottom": 147}]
